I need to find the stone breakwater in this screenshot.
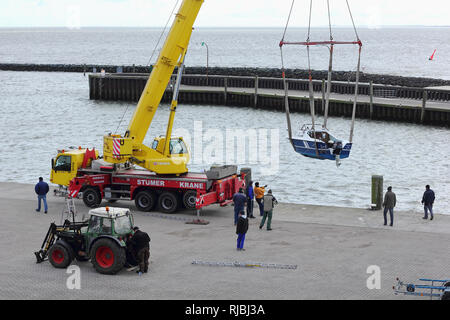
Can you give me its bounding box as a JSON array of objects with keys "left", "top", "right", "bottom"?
[{"left": 2, "top": 63, "right": 450, "bottom": 88}]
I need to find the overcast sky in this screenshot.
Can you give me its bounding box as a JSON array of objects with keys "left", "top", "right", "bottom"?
[{"left": 0, "top": 0, "right": 449, "bottom": 28}]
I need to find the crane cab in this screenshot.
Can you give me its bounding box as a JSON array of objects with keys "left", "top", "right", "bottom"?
[{"left": 50, "top": 148, "right": 98, "bottom": 186}]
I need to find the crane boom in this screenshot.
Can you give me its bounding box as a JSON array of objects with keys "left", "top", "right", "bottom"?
[
  {"left": 127, "top": 0, "right": 203, "bottom": 144},
  {"left": 103, "top": 0, "right": 204, "bottom": 174}
]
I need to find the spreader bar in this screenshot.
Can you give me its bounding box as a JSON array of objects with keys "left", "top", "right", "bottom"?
[{"left": 280, "top": 40, "right": 362, "bottom": 47}]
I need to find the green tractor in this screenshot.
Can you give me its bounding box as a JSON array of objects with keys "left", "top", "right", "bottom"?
[{"left": 35, "top": 207, "right": 136, "bottom": 275}]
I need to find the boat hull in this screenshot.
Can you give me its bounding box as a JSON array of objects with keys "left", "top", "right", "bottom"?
[{"left": 292, "top": 139, "right": 352, "bottom": 160}]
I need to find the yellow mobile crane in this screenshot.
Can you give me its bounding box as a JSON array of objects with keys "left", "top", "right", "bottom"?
[
  {"left": 50, "top": 0, "right": 247, "bottom": 213},
  {"left": 51, "top": 0, "right": 204, "bottom": 188}
]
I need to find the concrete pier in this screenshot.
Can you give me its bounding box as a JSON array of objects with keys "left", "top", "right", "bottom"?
[
  {"left": 89, "top": 73, "right": 450, "bottom": 126},
  {"left": 0, "top": 182, "right": 449, "bottom": 300}
]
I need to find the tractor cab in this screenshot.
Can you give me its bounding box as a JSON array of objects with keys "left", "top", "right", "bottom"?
[{"left": 85, "top": 207, "right": 134, "bottom": 239}]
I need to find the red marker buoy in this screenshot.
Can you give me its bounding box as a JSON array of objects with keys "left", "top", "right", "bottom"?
[{"left": 429, "top": 49, "right": 436, "bottom": 61}]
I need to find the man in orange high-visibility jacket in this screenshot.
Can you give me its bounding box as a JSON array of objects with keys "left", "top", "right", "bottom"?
[{"left": 254, "top": 182, "right": 267, "bottom": 217}]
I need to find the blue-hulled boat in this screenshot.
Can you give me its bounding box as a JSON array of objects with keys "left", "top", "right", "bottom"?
[{"left": 291, "top": 124, "right": 352, "bottom": 161}]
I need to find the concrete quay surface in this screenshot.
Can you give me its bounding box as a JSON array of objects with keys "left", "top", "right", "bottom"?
[{"left": 0, "top": 182, "right": 449, "bottom": 300}]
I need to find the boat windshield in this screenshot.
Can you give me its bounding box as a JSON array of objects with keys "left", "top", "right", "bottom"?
[{"left": 308, "top": 130, "right": 338, "bottom": 143}]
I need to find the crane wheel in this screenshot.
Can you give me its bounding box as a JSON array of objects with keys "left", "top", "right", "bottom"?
[
  {"left": 134, "top": 190, "right": 156, "bottom": 212},
  {"left": 83, "top": 187, "right": 101, "bottom": 208},
  {"left": 159, "top": 191, "right": 178, "bottom": 214},
  {"left": 182, "top": 190, "right": 197, "bottom": 209},
  {"left": 48, "top": 243, "right": 73, "bottom": 269},
  {"left": 91, "top": 238, "right": 126, "bottom": 275}
]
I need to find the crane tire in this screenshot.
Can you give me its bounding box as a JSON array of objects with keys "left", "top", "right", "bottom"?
[
  {"left": 83, "top": 187, "right": 101, "bottom": 208},
  {"left": 182, "top": 190, "right": 197, "bottom": 210},
  {"left": 159, "top": 191, "right": 178, "bottom": 214},
  {"left": 134, "top": 190, "right": 156, "bottom": 212}
]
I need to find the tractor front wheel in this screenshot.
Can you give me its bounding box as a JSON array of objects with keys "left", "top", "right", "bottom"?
[
  {"left": 91, "top": 238, "right": 126, "bottom": 275},
  {"left": 48, "top": 243, "right": 73, "bottom": 269}
]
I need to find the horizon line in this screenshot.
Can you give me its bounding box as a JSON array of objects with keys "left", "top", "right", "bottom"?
[{"left": 0, "top": 24, "right": 449, "bottom": 29}]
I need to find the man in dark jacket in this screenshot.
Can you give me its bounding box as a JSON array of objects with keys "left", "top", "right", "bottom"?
[
  {"left": 382, "top": 186, "right": 396, "bottom": 226},
  {"left": 129, "top": 226, "right": 151, "bottom": 274},
  {"left": 236, "top": 211, "right": 249, "bottom": 251},
  {"left": 232, "top": 188, "right": 247, "bottom": 225},
  {"left": 35, "top": 177, "right": 50, "bottom": 214},
  {"left": 421, "top": 185, "right": 435, "bottom": 220}
]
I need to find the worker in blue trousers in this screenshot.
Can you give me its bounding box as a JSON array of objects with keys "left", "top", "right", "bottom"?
[
  {"left": 382, "top": 186, "right": 396, "bottom": 226},
  {"left": 246, "top": 181, "right": 256, "bottom": 219},
  {"left": 35, "top": 177, "right": 50, "bottom": 214},
  {"left": 421, "top": 185, "right": 435, "bottom": 220},
  {"left": 236, "top": 211, "right": 249, "bottom": 251}
]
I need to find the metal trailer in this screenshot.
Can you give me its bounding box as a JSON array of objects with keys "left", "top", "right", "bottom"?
[{"left": 394, "top": 278, "right": 450, "bottom": 300}]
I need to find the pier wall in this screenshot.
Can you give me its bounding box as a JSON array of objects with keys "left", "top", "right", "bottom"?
[
  {"left": 88, "top": 73, "right": 450, "bottom": 126},
  {"left": 2, "top": 63, "right": 450, "bottom": 88}
]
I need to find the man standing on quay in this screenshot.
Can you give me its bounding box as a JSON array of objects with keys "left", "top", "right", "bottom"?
[
  {"left": 382, "top": 186, "right": 396, "bottom": 227},
  {"left": 35, "top": 177, "right": 49, "bottom": 214},
  {"left": 421, "top": 185, "right": 435, "bottom": 220},
  {"left": 246, "top": 181, "right": 256, "bottom": 219},
  {"left": 232, "top": 188, "right": 247, "bottom": 226},
  {"left": 254, "top": 182, "right": 267, "bottom": 217}
]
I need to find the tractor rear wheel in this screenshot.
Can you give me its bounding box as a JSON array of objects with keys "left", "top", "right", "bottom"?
[
  {"left": 159, "top": 191, "right": 178, "bottom": 214},
  {"left": 134, "top": 190, "right": 156, "bottom": 212},
  {"left": 83, "top": 187, "right": 101, "bottom": 208},
  {"left": 48, "top": 243, "right": 73, "bottom": 269},
  {"left": 91, "top": 238, "right": 126, "bottom": 275}
]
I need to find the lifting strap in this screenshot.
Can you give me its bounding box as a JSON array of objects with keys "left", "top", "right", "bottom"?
[
  {"left": 279, "top": 0, "right": 295, "bottom": 146},
  {"left": 349, "top": 44, "right": 362, "bottom": 143},
  {"left": 306, "top": 0, "right": 320, "bottom": 158},
  {"left": 323, "top": 45, "right": 333, "bottom": 129},
  {"left": 346, "top": 0, "right": 362, "bottom": 143},
  {"left": 323, "top": 0, "right": 333, "bottom": 129}
]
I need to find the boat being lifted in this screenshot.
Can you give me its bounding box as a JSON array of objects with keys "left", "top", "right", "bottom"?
[
  {"left": 292, "top": 124, "right": 352, "bottom": 161},
  {"left": 279, "top": 0, "right": 362, "bottom": 167}
]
